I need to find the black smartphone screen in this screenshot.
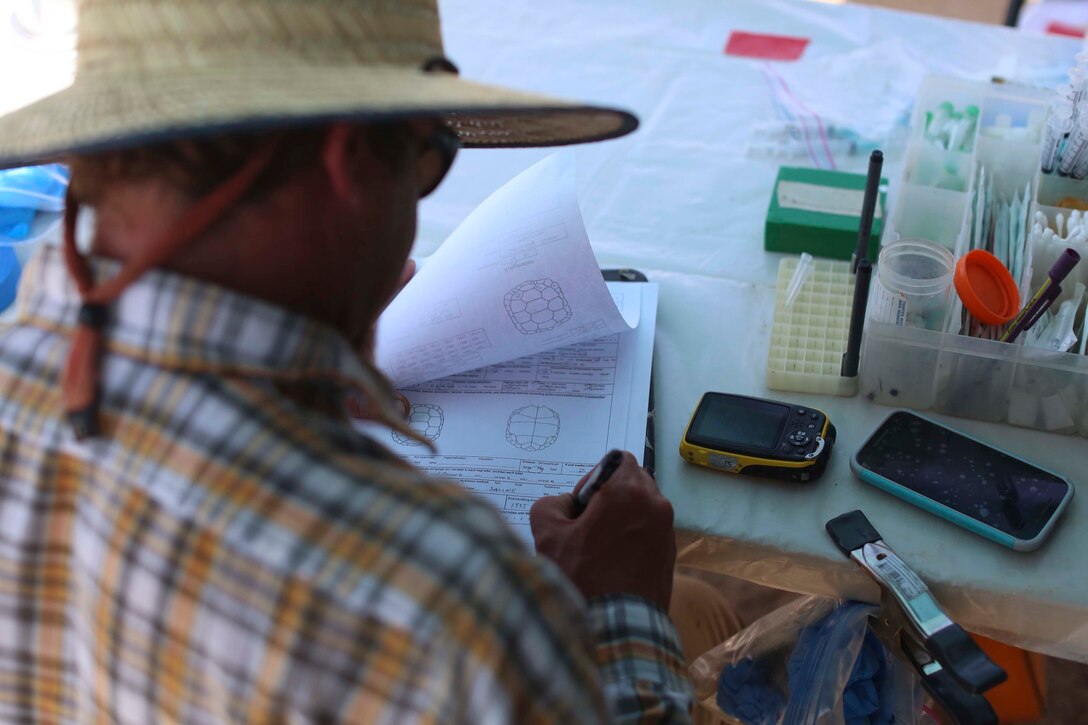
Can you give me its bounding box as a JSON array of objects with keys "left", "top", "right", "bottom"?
[
  {"left": 855, "top": 411, "right": 1070, "bottom": 540},
  {"left": 689, "top": 394, "right": 789, "bottom": 451}
]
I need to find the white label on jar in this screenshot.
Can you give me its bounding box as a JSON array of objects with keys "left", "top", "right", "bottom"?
[
  {"left": 776, "top": 181, "right": 883, "bottom": 219},
  {"left": 870, "top": 283, "right": 909, "bottom": 327}
]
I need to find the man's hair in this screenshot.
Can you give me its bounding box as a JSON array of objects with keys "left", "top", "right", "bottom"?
[{"left": 67, "top": 123, "right": 414, "bottom": 204}]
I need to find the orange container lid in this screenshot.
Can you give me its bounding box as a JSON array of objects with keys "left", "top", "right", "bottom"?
[{"left": 953, "top": 250, "right": 1019, "bottom": 325}]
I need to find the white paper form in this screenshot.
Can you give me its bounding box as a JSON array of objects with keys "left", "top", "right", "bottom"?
[
  {"left": 375, "top": 153, "right": 634, "bottom": 388},
  {"left": 376, "top": 283, "right": 658, "bottom": 543}
]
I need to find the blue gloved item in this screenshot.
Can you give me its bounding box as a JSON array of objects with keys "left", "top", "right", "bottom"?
[
  {"left": 0, "top": 164, "right": 69, "bottom": 212},
  {"left": 717, "top": 657, "right": 785, "bottom": 725},
  {"left": 784, "top": 602, "right": 892, "bottom": 725},
  {"left": 0, "top": 207, "right": 35, "bottom": 242},
  {"left": 0, "top": 247, "right": 21, "bottom": 313},
  {"left": 0, "top": 164, "right": 69, "bottom": 243},
  {"left": 719, "top": 604, "right": 897, "bottom": 725},
  {"left": 842, "top": 631, "right": 895, "bottom": 725}
]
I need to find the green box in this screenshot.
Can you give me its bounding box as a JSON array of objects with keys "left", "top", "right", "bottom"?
[{"left": 765, "top": 166, "right": 887, "bottom": 260}]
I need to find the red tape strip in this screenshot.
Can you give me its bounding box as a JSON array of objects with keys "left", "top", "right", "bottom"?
[
  {"left": 1046, "top": 21, "right": 1086, "bottom": 38},
  {"left": 724, "top": 31, "right": 810, "bottom": 61}
]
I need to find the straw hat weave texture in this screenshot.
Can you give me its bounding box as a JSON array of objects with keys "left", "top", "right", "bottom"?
[{"left": 0, "top": 0, "right": 637, "bottom": 168}]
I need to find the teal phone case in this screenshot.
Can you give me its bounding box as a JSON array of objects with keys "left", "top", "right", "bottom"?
[{"left": 851, "top": 410, "right": 1074, "bottom": 552}]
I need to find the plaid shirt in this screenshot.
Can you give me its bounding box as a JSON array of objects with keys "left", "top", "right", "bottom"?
[{"left": 0, "top": 246, "right": 691, "bottom": 724}]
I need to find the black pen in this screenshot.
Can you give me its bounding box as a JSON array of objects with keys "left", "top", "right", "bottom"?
[
  {"left": 841, "top": 258, "right": 872, "bottom": 377},
  {"left": 573, "top": 449, "right": 624, "bottom": 516},
  {"left": 852, "top": 150, "right": 883, "bottom": 274}
]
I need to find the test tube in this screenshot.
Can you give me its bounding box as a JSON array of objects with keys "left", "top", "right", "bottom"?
[
  {"left": 1076, "top": 51, "right": 1088, "bottom": 78},
  {"left": 1071, "top": 69, "right": 1087, "bottom": 108},
  {"left": 1065, "top": 97, "right": 1081, "bottom": 139},
  {"left": 1058, "top": 104, "right": 1088, "bottom": 176},
  {"left": 1073, "top": 144, "right": 1088, "bottom": 179},
  {"left": 1042, "top": 114, "right": 1072, "bottom": 173},
  {"left": 1051, "top": 100, "right": 1074, "bottom": 131},
  {"left": 927, "top": 101, "right": 953, "bottom": 147}
]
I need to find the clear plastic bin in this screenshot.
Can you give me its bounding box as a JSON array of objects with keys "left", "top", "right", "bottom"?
[
  {"left": 863, "top": 76, "right": 1088, "bottom": 437},
  {"left": 862, "top": 321, "right": 1088, "bottom": 435}
]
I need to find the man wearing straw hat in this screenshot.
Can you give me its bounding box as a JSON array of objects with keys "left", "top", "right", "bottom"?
[{"left": 0, "top": 0, "right": 743, "bottom": 722}]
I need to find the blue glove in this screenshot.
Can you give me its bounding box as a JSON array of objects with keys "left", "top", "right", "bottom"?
[
  {"left": 0, "top": 207, "right": 35, "bottom": 242},
  {"left": 842, "top": 632, "right": 895, "bottom": 725},
  {"left": 785, "top": 606, "right": 895, "bottom": 725},
  {"left": 0, "top": 247, "right": 20, "bottom": 312},
  {"left": 717, "top": 657, "right": 785, "bottom": 725}
]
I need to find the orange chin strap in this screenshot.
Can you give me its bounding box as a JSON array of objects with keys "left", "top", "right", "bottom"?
[{"left": 61, "top": 138, "right": 283, "bottom": 440}]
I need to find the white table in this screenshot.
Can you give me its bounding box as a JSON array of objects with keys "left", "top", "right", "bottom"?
[{"left": 430, "top": 0, "right": 1088, "bottom": 662}]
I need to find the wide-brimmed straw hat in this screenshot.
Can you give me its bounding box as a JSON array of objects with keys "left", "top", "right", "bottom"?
[{"left": 0, "top": 0, "right": 638, "bottom": 170}]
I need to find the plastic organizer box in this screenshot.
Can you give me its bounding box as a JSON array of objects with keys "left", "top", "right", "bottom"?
[{"left": 862, "top": 76, "right": 1088, "bottom": 436}]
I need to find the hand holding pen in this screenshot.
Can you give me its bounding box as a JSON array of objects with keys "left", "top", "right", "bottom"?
[
  {"left": 530, "top": 450, "right": 676, "bottom": 610},
  {"left": 572, "top": 449, "right": 624, "bottom": 515}
]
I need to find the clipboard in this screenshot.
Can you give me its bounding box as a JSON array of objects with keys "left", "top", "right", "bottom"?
[{"left": 602, "top": 268, "right": 656, "bottom": 476}]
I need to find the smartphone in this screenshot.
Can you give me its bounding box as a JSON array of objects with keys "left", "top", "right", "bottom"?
[{"left": 852, "top": 410, "right": 1074, "bottom": 551}]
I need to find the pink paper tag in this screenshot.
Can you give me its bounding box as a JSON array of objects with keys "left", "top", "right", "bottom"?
[
  {"left": 1046, "top": 21, "right": 1086, "bottom": 38},
  {"left": 724, "top": 31, "right": 810, "bottom": 61}
]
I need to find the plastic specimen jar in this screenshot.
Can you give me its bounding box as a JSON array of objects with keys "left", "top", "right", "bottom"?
[{"left": 869, "top": 238, "right": 955, "bottom": 331}]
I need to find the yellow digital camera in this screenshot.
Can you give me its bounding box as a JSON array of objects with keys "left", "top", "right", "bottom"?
[{"left": 679, "top": 392, "right": 835, "bottom": 482}]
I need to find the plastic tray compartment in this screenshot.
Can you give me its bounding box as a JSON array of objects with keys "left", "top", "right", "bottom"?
[
  {"left": 975, "top": 135, "right": 1040, "bottom": 201},
  {"left": 885, "top": 183, "right": 966, "bottom": 250},
  {"left": 909, "top": 77, "right": 984, "bottom": 153},
  {"left": 862, "top": 321, "right": 1088, "bottom": 436},
  {"left": 932, "top": 334, "right": 1017, "bottom": 422},
  {"left": 902, "top": 143, "right": 973, "bottom": 192},
  {"left": 860, "top": 322, "right": 940, "bottom": 410},
  {"left": 1037, "top": 173, "right": 1088, "bottom": 208},
  {"left": 1008, "top": 349, "right": 1088, "bottom": 435},
  {"left": 978, "top": 94, "right": 1045, "bottom": 145}
]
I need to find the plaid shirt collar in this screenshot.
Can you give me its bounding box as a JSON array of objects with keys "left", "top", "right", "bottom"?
[{"left": 18, "top": 245, "right": 379, "bottom": 392}]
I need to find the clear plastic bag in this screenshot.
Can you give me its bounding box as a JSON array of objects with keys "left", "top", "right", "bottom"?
[{"left": 689, "top": 596, "right": 923, "bottom": 725}]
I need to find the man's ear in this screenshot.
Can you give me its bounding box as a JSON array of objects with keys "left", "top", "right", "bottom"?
[{"left": 322, "top": 122, "right": 360, "bottom": 202}]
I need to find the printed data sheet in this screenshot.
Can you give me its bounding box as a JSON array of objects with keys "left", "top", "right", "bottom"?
[
  {"left": 374, "top": 283, "right": 657, "bottom": 543},
  {"left": 375, "top": 153, "right": 634, "bottom": 388}
]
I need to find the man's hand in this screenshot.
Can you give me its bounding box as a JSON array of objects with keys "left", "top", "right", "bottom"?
[{"left": 530, "top": 451, "right": 676, "bottom": 610}]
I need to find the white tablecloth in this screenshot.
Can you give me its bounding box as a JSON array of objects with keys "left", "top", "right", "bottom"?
[{"left": 430, "top": 0, "right": 1088, "bottom": 662}]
